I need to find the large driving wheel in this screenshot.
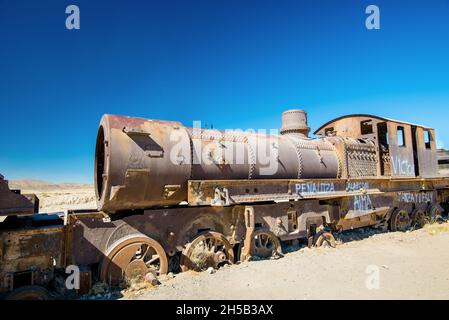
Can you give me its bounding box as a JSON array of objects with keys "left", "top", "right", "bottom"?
[
  {"left": 100, "top": 234, "right": 168, "bottom": 287},
  {"left": 180, "top": 231, "right": 234, "bottom": 272}
]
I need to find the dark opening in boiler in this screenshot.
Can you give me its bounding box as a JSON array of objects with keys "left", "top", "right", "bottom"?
[{"left": 95, "top": 126, "right": 105, "bottom": 200}]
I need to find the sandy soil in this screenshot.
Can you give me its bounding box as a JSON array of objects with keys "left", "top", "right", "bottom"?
[
  {"left": 26, "top": 187, "right": 97, "bottom": 213},
  {"left": 9, "top": 180, "right": 97, "bottom": 213},
  {"left": 122, "top": 222, "right": 449, "bottom": 300}
]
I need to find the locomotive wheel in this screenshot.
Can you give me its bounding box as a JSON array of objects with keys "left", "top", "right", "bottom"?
[
  {"left": 100, "top": 234, "right": 168, "bottom": 287},
  {"left": 168, "top": 253, "right": 181, "bottom": 273},
  {"left": 180, "top": 231, "right": 234, "bottom": 272},
  {"left": 428, "top": 204, "right": 443, "bottom": 222},
  {"left": 313, "top": 230, "right": 336, "bottom": 248},
  {"left": 410, "top": 209, "right": 426, "bottom": 229},
  {"left": 240, "top": 230, "right": 282, "bottom": 261},
  {"left": 390, "top": 209, "right": 411, "bottom": 232},
  {"left": 6, "top": 285, "right": 51, "bottom": 300}
]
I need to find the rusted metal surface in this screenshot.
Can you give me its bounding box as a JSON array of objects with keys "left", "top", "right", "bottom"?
[
  {"left": 280, "top": 109, "right": 310, "bottom": 136},
  {"left": 240, "top": 229, "right": 282, "bottom": 261},
  {"left": 437, "top": 149, "right": 449, "bottom": 175},
  {"left": 314, "top": 114, "right": 440, "bottom": 178},
  {"left": 95, "top": 110, "right": 341, "bottom": 213},
  {"left": 0, "top": 214, "right": 64, "bottom": 296},
  {"left": 180, "top": 231, "right": 234, "bottom": 271},
  {"left": 2, "top": 111, "right": 449, "bottom": 297},
  {"left": 50, "top": 110, "right": 449, "bottom": 293},
  {"left": 313, "top": 231, "right": 336, "bottom": 248},
  {"left": 0, "top": 175, "right": 39, "bottom": 217},
  {"left": 99, "top": 234, "right": 168, "bottom": 286},
  {"left": 188, "top": 178, "right": 384, "bottom": 206},
  {"left": 389, "top": 209, "right": 410, "bottom": 231},
  {"left": 95, "top": 111, "right": 444, "bottom": 213},
  {"left": 66, "top": 173, "right": 449, "bottom": 286},
  {"left": 66, "top": 205, "right": 243, "bottom": 268}
]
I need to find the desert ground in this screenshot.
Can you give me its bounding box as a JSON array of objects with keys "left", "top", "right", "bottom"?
[
  {"left": 9, "top": 179, "right": 96, "bottom": 213},
  {"left": 121, "top": 222, "right": 449, "bottom": 300},
  {"left": 9, "top": 180, "right": 449, "bottom": 300}
]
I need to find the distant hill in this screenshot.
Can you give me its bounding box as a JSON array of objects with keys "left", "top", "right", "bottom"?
[{"left": 8, "top": 179, "right": 93, "bottom": 191}]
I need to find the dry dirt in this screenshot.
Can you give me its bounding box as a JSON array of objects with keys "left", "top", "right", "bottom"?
[
  {"left": 9, "top": 179, "right": 96, "bottom": 213},
  {"left": 29, "top": 187, "right": 96, "bottom": 213},
  {"left": 122, "top": 222, "right": 449, "bottom": 300}
]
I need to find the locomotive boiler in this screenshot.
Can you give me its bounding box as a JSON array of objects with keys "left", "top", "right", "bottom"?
[{"left": 95, "top": 110, "right": 357, "bottom": 212}]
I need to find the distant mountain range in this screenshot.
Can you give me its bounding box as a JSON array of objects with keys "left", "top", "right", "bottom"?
[{"left": 8, "top": 179, "right": 93, "bottom": 191}]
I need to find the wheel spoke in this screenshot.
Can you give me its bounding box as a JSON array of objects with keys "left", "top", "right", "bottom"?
[
  {"left": 146, "top": 254, "right": 160, "bottom": 266},
  {"left": 256, "top": 236, "right": 262, "bottom": 248},
  {"left": 263, "top": 236, "right": 270, "bottom": 248},
  {"left": 245, "top": 231, "right": 281, "bottom": 260},
  {"left": 180, "top": 232, "right": 234, "bottom": 272},
  {"left": 136, "top": 244, "right": 150, "bottom": 261}
]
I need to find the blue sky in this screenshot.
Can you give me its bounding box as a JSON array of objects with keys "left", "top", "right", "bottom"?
[{"left": 1, "top": 0, "right": 448, "bottom": 183}]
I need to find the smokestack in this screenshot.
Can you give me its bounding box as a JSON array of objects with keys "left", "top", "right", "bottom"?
[{"left": 280, "top": 109, "right": 310, "bottom": 137}]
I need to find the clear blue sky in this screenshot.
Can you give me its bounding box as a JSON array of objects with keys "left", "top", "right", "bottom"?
[{"left": 1, "top": 0, "right": 448, "bottom": 183}]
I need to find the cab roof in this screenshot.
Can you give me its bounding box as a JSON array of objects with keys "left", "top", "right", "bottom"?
[{"left": 314, "top": 114, "right": 433, "bottom": 135}]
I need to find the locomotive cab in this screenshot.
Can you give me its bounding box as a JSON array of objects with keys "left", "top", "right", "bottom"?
[{"left": 315, "top": 114, "right": 440, "bottom": 178}]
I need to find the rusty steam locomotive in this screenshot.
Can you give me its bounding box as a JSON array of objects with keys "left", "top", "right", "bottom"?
[{"left": 1, "top": 109, "right": 448, "bottom": 299}]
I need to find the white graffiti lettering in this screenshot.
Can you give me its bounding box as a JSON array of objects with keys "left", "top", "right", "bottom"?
[
  {"left": 391, "top": 156, "right": 414, "bottom": 176},
  {"left": 347, "top": 182, "right": 369, "bottom": 191},
  {"left": 398, "top": 192, "right": 433, "bottom": 203},
  {"left": 295, "top": 182, "right": 335, "bottom": 195},
  {"left": 353, "top": 194, "right": 373, "bottom": 212},
  {"left": 346, "top": 182, "right": 373, "bottom": 212}
]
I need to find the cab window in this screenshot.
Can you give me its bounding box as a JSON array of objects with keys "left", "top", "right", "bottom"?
[{"left": 397, "top": 126, "right": 405, "bottom": 147}]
